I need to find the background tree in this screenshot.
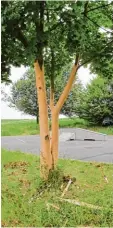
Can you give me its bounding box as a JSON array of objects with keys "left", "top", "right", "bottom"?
[
  {"left": 4, "top": 67, "right": 83, "bottom": 119},
  {"left": 1, "top": 1, "right": 113, "bottom": 178},
  {"left": 76, "top": 76, "right": 113, "bottom": 125},
  {"left": 6, "top": 68, "right": 39, "bottom": 123}
]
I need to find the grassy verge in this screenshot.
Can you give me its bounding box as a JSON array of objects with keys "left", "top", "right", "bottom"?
[
  {"left": 2, "top": 118, "right": 113, "bottom": 136},
  {"left": 88, "top": 126, "right": 113, "bottom": 135},
  {"left": 1, "top": 119, "right": 40, "bottom": 136},
  {"left": 59, "top": 118, "right": 113, "bottom": 135},
  {"left": 2, "top": 149, "right": 113, "bottom": 227}
]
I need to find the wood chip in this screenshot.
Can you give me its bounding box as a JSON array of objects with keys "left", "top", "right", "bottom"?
[
  {"left": 104, "top": 175, "right": 109, "bottom": 183},
  {"left": 46, "top": 203, "right": 60, "bottom": 211},
  {"left": 61, "top": 179, "right": 72, "bottom": 197},
  {"left": 60, "top": 198, "right": 102, "bottom": 210}
]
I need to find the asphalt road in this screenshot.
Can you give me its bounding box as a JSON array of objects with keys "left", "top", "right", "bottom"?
[{"left": 1, "top": 134, "right": 113, "bottom": 163}]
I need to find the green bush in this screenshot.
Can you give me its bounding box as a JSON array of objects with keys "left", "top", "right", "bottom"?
[{"left": 76, "top": 76, "right": 113, "bottom": 125}]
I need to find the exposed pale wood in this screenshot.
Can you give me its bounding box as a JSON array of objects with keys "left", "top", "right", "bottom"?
[
  {"left": 59, "top": 198, "right": 103, "bottom": 210},
  {"left": 61, "top": 179, "right": 72, "bottom": 197},
  {"left": 35, "top": 57, "right": 79, "bottom": 174},
  {"left": 34, "top": 61, "right": 52, "bottom": 179},
  {"left": 55, "top": 61, "right": 79, "bottom": 114},
  {"left": 50, "top": 59, "right": 79, "bottom": 167},
  {"left": 46, "top": 203, "right": 60, "bottom": 211},
  {"left": 50, "top": 110, "right": 59, "bottom": 167}
]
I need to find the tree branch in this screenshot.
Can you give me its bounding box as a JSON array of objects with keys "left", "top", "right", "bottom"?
[
  {"left": 6, "top": 18, "right": 29, "bottom": 48},
  {"left": 45, "top": 3, "right": 63, "bottom": 33},
  {"left": 79, "top": 39, "right": 113, "bottom": 68},
  {"left": 15, "top": 27, "right": 29, "bottom": 48},
  {"left": 85, "top": 2, "right": 113, "bottom": 14},
  {"left": 49, "top": 20, "right": 61, "bottom": 32},
  {"left": 85, "top": 15, "right": 113, "bottom": 34},
  {"left": 50, "top": 50, "right": 55, "bottom": 111},
  {"left": 75, "top": 53, "right": 79, "bottom": 65},
  {"left": 55, "top": 55, "right": 79, "bottom": 114},
  {"left": 84, "top": 1, "right": 89, "bottom": 16},
  {"left": 35, "top": 1, "right": 45, "bottom": 69}
]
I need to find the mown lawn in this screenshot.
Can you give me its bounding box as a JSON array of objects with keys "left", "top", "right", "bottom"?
[
  {"left": 1, "top": 118, "right": 113, "bottom": 136},
  {"left": 2, "top": 149, "right": 113, "bottom": 227},
  {"left": 1, "top": 119, "right": 40, "bottom": 136}
]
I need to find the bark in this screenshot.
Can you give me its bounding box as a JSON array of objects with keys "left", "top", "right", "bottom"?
[{"left": 34, "top": 61, "right": 52, "bottom": 179}]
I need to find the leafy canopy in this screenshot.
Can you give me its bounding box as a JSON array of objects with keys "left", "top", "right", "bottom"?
[{"left": 1, "top": 1, "right": 113, "bottom": 82}]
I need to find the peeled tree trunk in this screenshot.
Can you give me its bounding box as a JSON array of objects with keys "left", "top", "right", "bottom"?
[
  {"left": 50, "top": 109, "right": 59, "bottom": 168},
  {"left": 34, "top": 61, "right": 52, "bottom": 179},
  {"left": 35, "top": 57, "right": 79, "bottom": 179}
]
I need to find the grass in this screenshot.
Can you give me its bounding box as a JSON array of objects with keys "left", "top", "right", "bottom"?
[
  {"left": 2, "top": 149, "right": 113, "bottom": 227},
  {"left": 59, "top": 118, "right": 113, "bottom": 135},
  {"left": 1, "top": 119, "right": 40, "bottom": 136},
  {"left": 1, "top": 118, "right": 113, "bottom": 136},
  {"left": 89, "top": 126, "right": 113, "bottom": 135}
]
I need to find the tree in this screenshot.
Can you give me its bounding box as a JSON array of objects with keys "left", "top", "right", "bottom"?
[
  {"left": 1, "top": 1, "right": 113, "bottom": 179},
  {"left": 76, "top": 76, "right": 113, "bottom": 125},
  {"left": 5, "top": 68, "right": 39, "bottom": 123},
  {"left": 4, "top": 67, "right": 82, "bottom": 120}
]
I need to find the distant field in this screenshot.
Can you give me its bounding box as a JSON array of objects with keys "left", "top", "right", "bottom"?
[{"left": 1, "top": 118, "right": 113, "bottom": 136}]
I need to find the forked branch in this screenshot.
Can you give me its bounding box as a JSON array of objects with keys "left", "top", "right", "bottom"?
[{"left": 55, "top": 55, "right": 79, "bottom": 114}]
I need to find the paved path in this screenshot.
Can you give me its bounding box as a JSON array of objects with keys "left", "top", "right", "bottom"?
[{"left": 1, "top": 133, "right": 113, "bottom": 163}]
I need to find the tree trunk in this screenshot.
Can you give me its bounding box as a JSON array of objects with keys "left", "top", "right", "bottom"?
[
  {"left": 34, "top": 56, "right": 79, "bottom": 178},
  {"left": 51, "top": 110, "right": 59, "bottom": 168},
  {"left": 36, "top": 114, "right": 39, "bottom": 124},
  {"left": 34, "top": 61, "right": 52, "bottom": 179}
]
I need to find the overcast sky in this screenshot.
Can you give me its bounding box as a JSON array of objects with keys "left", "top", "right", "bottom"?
[{"left": 1, "top": 66, "right": 96, "bottom": 119}]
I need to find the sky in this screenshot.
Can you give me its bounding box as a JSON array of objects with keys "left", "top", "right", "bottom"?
[{"left": 1, "top": 66, "right": 96, "bottom": 119}]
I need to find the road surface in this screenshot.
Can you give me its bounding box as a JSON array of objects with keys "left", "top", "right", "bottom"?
[{"left": 1, "top": 134, "right": 113, "bottom": 163}]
